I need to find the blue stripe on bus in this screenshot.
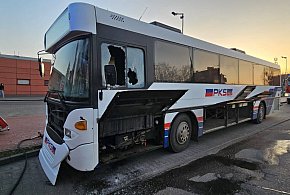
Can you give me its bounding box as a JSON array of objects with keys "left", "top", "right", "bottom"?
[
  {"left": 163, "top": 129, "right": 169, "bottom": 148},
  {"left": 252, "top": 112, "right": 258, "bottom": 119},
  {"left": 198, "top": 122, "right": 203, "bottom": 137}
]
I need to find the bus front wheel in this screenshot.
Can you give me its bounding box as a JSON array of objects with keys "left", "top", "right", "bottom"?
[{"left": 169, "top": 114, "right": 192, "bottom": 152}]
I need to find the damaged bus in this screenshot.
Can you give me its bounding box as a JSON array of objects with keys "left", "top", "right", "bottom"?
[{"left": 38, "top": 3, "right": 281, "bottom": 185}]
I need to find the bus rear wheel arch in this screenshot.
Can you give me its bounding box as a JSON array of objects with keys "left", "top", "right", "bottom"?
[
  {"left": 169, "top": 113, "right": 193, "bottom": 153},
  {"left": 253, "top": 102, "right": 266, "bottom": 124}
]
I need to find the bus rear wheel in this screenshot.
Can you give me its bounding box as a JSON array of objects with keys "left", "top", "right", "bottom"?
[
  {"left": 169, "top": 114, "right": 192, "bottom": 152},
  {"left": 254, "top": 103, "right": 265, "bottom": 124}
]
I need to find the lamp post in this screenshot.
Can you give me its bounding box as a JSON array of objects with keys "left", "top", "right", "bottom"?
[
  {"left": 282, "top": 56, "right": 287, "bottom": 75},
  {"left": 282, "top": 56, "right": 288, "bottom": 96},
  {"left": 172, "top": 12, "right": 184, "bottom": 33}
]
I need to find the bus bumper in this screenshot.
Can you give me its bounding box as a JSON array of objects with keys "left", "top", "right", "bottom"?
[{"left": 39, "top": 130, "right": 69, "bottom": 185}]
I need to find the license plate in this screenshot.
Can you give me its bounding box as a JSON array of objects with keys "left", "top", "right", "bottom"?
[{"left": 45, "top": 137, "right": 56, "bottom": 155}]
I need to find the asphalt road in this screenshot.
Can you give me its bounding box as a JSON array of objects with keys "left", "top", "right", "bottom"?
[
  {"left": 0, "top": 104, "right": 289, "bottom": 195},
  {"left": 114, "top": 108, "right": 290, "bottom": 195},
  {"left": 0, "top": 100, "right": 45, "bottom": 118}
]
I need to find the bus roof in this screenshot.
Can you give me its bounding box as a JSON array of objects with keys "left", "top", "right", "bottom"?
[{"left": 95, "top": 5, "right": 279, "bottom": 69}]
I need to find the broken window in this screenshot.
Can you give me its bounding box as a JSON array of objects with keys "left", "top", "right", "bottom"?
[
  {"left": 126, "top": 47, "right": 145, "bottom": 88},
  {"left": 101, "top": 44, "right": 126, "bottom": 87},
  {"left": 101, "top": 43, "right": 145, "bottom": 88}
]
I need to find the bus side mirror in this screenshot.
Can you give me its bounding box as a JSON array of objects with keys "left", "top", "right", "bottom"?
[
  {"left": 38, "top": 57, "right": 45, "bottom": 78},
  {"left": 104, "top": 65, "right": 117, "bottom": 86}
]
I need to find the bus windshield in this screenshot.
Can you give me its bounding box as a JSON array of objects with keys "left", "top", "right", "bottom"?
[{"left": 48, "top": 38, "right": 90, "bottom": 101}]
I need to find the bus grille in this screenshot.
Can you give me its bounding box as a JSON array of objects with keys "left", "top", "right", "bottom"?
[{"left": 47, "top": 103, "right": 67, "bottom": 138}]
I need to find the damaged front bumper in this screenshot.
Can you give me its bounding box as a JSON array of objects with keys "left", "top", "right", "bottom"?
[{"left": 39, "top": 128, "right": 69, "bottom": 185}]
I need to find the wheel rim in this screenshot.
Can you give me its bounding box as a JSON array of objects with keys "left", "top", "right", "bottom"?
[
  {"left": 176, "top": 121, "right": 190, "bottom": 145},
  {"left": 259, "top": 105, "right": 264, "bottom": 121}
]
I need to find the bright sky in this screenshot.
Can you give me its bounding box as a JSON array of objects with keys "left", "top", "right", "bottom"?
[{"left": 0, "top": 0, "right": 289, "bottom": 73}]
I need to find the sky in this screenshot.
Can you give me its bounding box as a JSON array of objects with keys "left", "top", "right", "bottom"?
[{"left": 0, "top": 0, "right": 289, "bottom": 73}]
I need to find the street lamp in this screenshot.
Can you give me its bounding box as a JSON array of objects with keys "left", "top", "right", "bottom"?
[
  {"left": 172, "top": 11, "right": 184, "bottom": 34},
  {"left": 282, "top": 56, "right": 288, "bottom": 75}
]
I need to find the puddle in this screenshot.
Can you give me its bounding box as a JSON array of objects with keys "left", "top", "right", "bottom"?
[
  {"left": 213, "top": 155, "right": 259, "bottom": 170},
  {"left": 263, "top": 140, "right": 290, "bottom": 165},
  {"left": 190, "top": 178, "right": 241, "bottom": 195},
  {"left": 235, "top": 149, "right": 264, "bottom": 164},
  {"left": 112, "top": 154, "right": 259, "bottom": 195},
  {"left": 154, "top": 187, "right": 193, "bottom": 195}
]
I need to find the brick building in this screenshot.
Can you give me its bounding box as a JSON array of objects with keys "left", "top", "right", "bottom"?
[{"left": 0, "top": 54, "right": 51, "bottom": 96}]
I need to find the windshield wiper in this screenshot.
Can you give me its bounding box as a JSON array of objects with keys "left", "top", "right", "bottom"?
[{"left": 45, "top": 90, "right": 67, "bottom": 111}]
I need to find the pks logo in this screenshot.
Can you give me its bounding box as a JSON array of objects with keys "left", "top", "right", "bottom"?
[{"left": 205, "top": 89, "right": 233, "bottom": 97}]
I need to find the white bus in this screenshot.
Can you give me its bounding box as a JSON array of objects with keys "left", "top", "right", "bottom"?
[{"left": 38, "top": 3, "right": 281, "bottom": 185}]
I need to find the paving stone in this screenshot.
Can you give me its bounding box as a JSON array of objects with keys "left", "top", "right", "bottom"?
[{"left": 189, "top": 172, "right": 217, "bottom": 182}]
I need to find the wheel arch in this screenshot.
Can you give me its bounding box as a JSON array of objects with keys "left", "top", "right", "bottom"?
[
  {"left": 260, "top": 100, "right": 267, "bottom": 119},
  {"left": 253, "top": 100, "right": 266, "bottom": 124},
  {"left": 169, "top": 111, "right": 198, "bottom": 140},
  {"left": 184, "top": 111, "right": 199, "bottom": 140}
]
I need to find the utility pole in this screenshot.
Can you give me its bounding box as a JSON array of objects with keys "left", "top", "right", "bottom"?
[{"left": 282, "top": 56, "right": 287, "bottom": 75}]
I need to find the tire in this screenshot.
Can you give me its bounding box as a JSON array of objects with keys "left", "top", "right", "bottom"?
[
  {"left": 253, "top": 103, "right": 265, "bottom": 124},
  {"left": 169, "top": 114, "right": 192, "bottom": 152},
  {"left": 287, "top": 98, "right": 290, "bottom": 104}
]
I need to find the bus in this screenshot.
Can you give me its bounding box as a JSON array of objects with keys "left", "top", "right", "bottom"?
[
  {"left": 283, "top": 75, "right": 290, "bottom": 104},
  {"left": 38, "top": 3, "right": 281, "bottom": 185}
]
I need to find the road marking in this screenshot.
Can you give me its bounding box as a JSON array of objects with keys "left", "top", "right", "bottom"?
[
  {"left": 245, "top": 183, "right": 290, "bottom": 195},
  {"left": 260, "top": 186, "right": 290, "bottom": 195}
]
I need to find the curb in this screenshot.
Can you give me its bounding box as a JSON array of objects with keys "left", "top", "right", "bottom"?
[
  {"left": 0, "top": 99, "right": 44, "bottom": 102},
  {"left": 0, "top": 148, "right": 40, "bottom": 166}
]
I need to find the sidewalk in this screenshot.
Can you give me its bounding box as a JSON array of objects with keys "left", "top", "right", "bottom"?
[
  {"left": 0, "top": 97, "right": 45, "bottom": 159},
  {"left": 0, "top": 115, "right": 44, "bottom": 151},
  {"left": 0, "top": 95, "right": 44, "bottom": 101}
]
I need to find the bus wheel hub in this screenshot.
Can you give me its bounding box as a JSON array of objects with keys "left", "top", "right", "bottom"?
[{"left": 177, "top": 122, "right": 190, "bottom": 144}]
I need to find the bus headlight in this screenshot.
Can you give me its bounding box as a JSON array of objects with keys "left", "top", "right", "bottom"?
[
  {"left": 75, "top": 120, "right": 87, "bottom": 131},
  {"left": 65, "top": 128, "right": 72, "bottom": 138}
]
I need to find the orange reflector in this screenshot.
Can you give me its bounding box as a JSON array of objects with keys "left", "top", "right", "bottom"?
[{"left": 74, "top": 120, "right": 87, "bottom": 131}]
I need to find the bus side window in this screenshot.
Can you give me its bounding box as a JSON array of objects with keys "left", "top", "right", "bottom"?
[
  {"left": 126, "top": 47, "right": 145, "bottom": 88},
  {"left": 101, "top": 43, "right": 126, "bottom": 87}
]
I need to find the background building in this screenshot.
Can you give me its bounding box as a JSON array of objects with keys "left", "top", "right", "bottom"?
[{"left": 0, "top": 54, "right": 51, "bottom": 96}]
